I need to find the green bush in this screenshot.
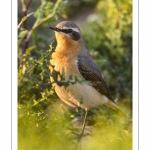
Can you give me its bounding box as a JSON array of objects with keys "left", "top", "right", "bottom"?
[{"left": 82, "top": 0, "right": 132, "bottom": 100}]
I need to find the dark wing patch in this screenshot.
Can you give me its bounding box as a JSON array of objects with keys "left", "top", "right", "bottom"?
[{"left": 77, "top": 55, "right": 113, "bottom": 101}]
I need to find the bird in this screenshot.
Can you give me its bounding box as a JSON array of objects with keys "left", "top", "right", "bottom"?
[{"left": 49, "top": 21, "right": 124, "bottom": 140}]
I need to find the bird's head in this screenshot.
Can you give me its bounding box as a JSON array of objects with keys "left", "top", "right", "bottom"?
[{"left": 49, "top": 21, "right": 84, "bottom": 50}]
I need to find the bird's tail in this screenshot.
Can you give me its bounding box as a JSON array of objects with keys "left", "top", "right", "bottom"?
[{"left": 104, "top": 101, "right": 127, "bottom": 118}]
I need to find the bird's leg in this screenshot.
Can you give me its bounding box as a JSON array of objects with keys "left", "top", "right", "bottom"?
[{"left": 78, "top": 108, "right": 88, "bottom": 141}]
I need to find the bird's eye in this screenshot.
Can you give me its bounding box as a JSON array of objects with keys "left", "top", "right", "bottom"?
[{"left": 68, "top": 29, "right": 73, "bottom": 33}]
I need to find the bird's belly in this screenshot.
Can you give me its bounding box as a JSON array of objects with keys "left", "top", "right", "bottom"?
[{"left": 55, "top": 82, "right": 109, "bottom": 109}]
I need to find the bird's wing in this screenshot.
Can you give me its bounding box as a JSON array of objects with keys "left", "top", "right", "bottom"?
[{"left": 77, "top": 55, "right": 113, "bottom": 101}]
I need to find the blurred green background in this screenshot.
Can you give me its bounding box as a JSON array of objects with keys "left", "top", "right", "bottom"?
[{"left": 18, "top": 0, "right": 132, "bottom": 149}]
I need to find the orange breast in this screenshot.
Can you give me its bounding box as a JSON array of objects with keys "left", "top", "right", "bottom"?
[{"left": 50, "top": 50, "right": 82, "bottom": 80}]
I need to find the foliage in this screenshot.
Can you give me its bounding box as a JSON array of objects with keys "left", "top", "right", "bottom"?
[
  {"left": 18, "top": 0, "right": 132, "bottom": 149},
  {"left": 18, "top": 0, "right": 66, "bottom": 56},
  {"left": 82, "top": 0, "right": 132, "bottom": 100}
]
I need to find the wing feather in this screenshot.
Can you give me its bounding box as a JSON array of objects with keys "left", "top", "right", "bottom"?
[{"left": 77, "top": 55, "right": 113, "bottom": 101}]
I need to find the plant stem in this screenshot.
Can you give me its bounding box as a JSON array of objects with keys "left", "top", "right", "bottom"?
[
  {"left": 21, "top": 0, "right": 32, "bottom": 54},
  {"left": 24, "top": 0, "right": 61, "bottom": 53},
  {"left": 21, "top": 0, "right": 27, "bottom": 29}
]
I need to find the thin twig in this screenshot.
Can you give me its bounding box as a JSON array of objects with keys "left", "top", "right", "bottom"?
[
  {"left": 21, "top": 0, "right": 32, "bottom": 54},
  {"left": 24, "top": 0, "right": 61, "bottom": 52},
  {"left": 21, "top": 0, "right": 27, "bottom": 29},
  {"left": 26, "top": 0, "right": 32, "bottom": 10},
  {"left": 17, "top": 12, "right": 34, "bottom": 29}
]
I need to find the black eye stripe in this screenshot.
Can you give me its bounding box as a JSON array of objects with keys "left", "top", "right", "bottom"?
[
  {"left": 71, "top": 32, "right": 80, "bottom": 41},
  {"left": 59, "top": 28, "right": 80, "bottom": 41},
  {"left": 68, "top": 29, "right": 73, "bottom": 33},
  {"left": 60, "top": 29, "right": 73, "bottom": 34}
]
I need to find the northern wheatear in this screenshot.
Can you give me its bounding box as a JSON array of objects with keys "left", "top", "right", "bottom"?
[{"left": 49, "top": 21, "right": 123, "bottom": 140}]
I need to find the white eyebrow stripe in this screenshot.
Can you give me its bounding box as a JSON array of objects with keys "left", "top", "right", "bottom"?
[{"left": 62, "top": 27, "right": 80, "bottom": 33}]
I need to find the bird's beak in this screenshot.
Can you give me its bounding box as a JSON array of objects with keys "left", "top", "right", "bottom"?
[{"left": 49, "top": 26, "right": 61, "bottom": 32}]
